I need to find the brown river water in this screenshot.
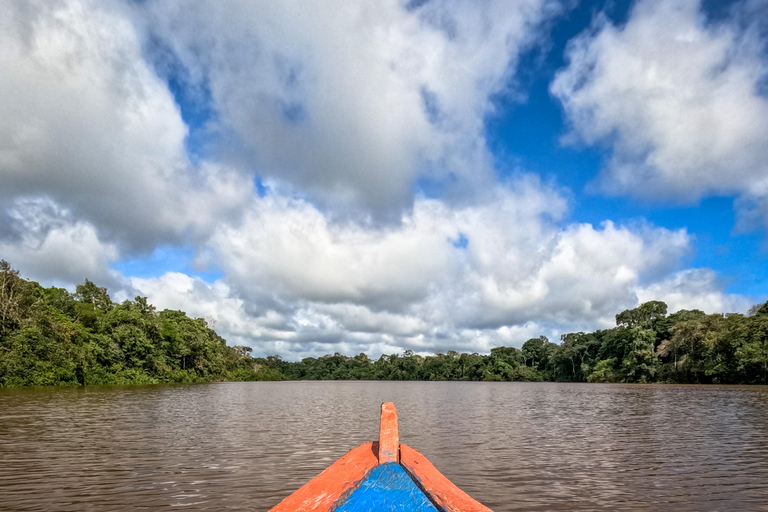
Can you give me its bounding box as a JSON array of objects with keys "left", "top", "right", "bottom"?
[{"left": 1, "top": 381, "right": 767, "bottom": 511}]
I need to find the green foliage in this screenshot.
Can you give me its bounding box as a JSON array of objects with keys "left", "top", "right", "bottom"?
[
  {"left": 621, "top": 328, "right": 659, "bottom": 383},
  {"left": 0, "top": 262, "right": 270, "bottom": 387},
  {"left": 616, "top": 300, "right": 668, "bottom": 328},
  {"left": 551, "top": 332, "right": 598, "bottom": 382},
  {"left": 265, "top": 300, "right": 768, "bottom": 385},
  {"left": 521, "top": 336, "right": 550, "bottom": 369},
  {"left": 2, "top": 261, "right": 767, "bottom": 387},
  {"left": 587, "top": 358, "right": 619, "bottom": 383},
  {"left": 74, "top": 279, "right": 113, "bottom": 311},
  {"left": 737, "top": 313, "right": 768, "bottom": 384}
]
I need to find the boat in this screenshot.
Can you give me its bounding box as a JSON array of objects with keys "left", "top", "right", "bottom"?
[{"left": 269, "top": 402, "right": 493, "bottom": 511}]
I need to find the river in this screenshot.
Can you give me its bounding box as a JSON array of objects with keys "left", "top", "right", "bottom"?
[{"left": 1, "top": 381, "right": 767, "bottom": 511}]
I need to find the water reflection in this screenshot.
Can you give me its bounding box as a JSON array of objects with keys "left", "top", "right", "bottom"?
[{"left": 1, "top": 382, "right": 767, "bottom": 511}]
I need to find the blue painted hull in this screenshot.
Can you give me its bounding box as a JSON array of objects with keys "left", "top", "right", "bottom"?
[
  {"left": 335, "top": 462, "right": 438, "bottom": 512},
  {"left": 268, "top": 403, "right": 493, "bottom": 512}
]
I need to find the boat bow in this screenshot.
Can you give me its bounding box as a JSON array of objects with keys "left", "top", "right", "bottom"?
[{"left": 268, "top": 402, "right": 493, "bottom": 512}]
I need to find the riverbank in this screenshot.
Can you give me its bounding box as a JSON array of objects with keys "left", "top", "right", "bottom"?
[{"left": 3, "top": 261, "right": 767, "bottom": 387}]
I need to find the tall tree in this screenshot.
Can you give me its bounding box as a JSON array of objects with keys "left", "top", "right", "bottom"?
[
  {"left": 0, "top": 260, "right": 32, "bottom": 338},
  {"left": 616, "top": 301, "right": 668, "bottom": 329}
]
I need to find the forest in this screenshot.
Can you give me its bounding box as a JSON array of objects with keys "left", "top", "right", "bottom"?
[
  {"left": 2, "top": 260, "right": 767, "bottom": 386},
  {"left": 0, "top": 260, "right": 280, "bottom": 386},
  {"left": 257, "top": 300, "right": 768, "bottom": 385}
]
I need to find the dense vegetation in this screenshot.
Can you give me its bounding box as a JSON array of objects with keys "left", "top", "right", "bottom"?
[
  {"left": 257, "top": 300, "right": 768, "bottom": 384},
  {"left": 2, "top": 261, "right": 767, "bottom": 386},
  {"left": 0, "top": 261, "right": 279, "bottom": 386}
]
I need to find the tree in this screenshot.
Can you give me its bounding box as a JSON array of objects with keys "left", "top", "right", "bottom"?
[
  {"left": 622, "top": 328, "right": 660, "bottom": 383},
  {"left": 233, "top": 345, "right": 253, "bottom": 358},
  {"left": 616, "top": 301, "right": 668, "bottom": 328},
  {"left": 702, "top": 313, "right": 743, "bottom": 384},
  {"left": 556, "top": 332, "right": 600, "bottom": 381},
  {"left": 664, "top": 317, "right": 713, "bottom": 383},
  {"left": 738, "top": 313, "right": 768, "bottom": 384},
  {"left": 75, "top": 279, "right": 113, "bottom": 310},
  {"left": 588, "top": 358, "right": 619, "bottom": 383},
  {"left": 521, "top": 336, "right": 549, "bottom": 369},
  {"left": 0, "top": 260, "right": 26, "bottom": 337},
  {"left": 747, "top": 301, "right": 768, "bottom": 317},
  {"left": 0, "top": 263, "right": 270, "bottom": 387}
]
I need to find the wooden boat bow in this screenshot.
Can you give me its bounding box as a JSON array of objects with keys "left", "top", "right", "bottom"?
[{"left": 269, "top": 402, "right": 493, "bottom": 512}]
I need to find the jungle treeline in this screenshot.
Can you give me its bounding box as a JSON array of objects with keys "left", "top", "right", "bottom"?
[
  {"left": 0, "top": 261, "right": 280, "bottom": 386},
  {"left": 2, "top": 260, "right": 767, "bottom": 387},
  {"left": 258, "top": 300, "right": 768, "bottom": 385}
]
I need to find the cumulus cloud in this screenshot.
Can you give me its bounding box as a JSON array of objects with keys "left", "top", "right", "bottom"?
[
  {"left": 138, "top": 0, "right": 567, "bottom": 217},
  {"left": 124, "top": 181, "right": 734, "bottom": 359},
  {"left": 551, "top": 0, "right": 768, "bottom": 210},
  {"left": 635, "top": 268, "right": 753, "bottom": 315},
  {"left": 0, "top": 197, "right": 122, "bottom": 288},
  {"left": 0, "top": 0, "right": 755, "bottom": 358},
  {"left": 0, "top": 0, "right": 252, "bottom": 250}
]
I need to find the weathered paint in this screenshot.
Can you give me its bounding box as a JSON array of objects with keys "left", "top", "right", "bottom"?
[
  {"left": 400, "top": 444, "right": 493, "bottom": 512},
  {"left": 378, "top": 402, "right": 399, "bottom": 464},
  {"left": 335, "top": 462, "right": 439, "bottom": 512},
  {"left": 268, "top": 442, "right": 378, "bottom": 512}
]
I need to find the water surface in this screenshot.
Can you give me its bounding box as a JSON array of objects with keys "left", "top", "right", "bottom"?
[{"left": 1, "top": 381, "right": 767, "bottom": 511}]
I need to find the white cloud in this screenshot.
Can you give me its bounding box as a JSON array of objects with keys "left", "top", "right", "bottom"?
[
  {"left": 130, "top": 271, "right": 553, "bottom": 359},
  {"left": 636, "top": 268, "right": 753, "bottom": 315},
  {"left": 0, "top": 197, "right": 121, "bottom": 288},
  {"left": 551, "top": 0, "right": 768, "bottom": 209},
  {"left": 203, "top": 191, "right": 459, "bottom": 310},
  {"left": 139, "top": 0, "right": 565, "bottom": 217},
  {"left": 130, "top": 272, "right": 252, "bottom": 336},
  {"left": 124, "top": 181, "right": 735, "bottom": 359},
  {"left": 0, "top": 0, "right": 252, "bottom": 250},
  {"left": 0, "top": 0, "right": 756, "bottom": 359}
]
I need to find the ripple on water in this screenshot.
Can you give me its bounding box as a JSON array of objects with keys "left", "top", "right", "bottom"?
[{"left": 1, "top": 382, "right": 767, "bottom": 511}]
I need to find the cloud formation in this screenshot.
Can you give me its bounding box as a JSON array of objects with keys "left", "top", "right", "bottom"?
[
  {"left": 0, "top": 0, "right": 252, "bottom": 251},
  {"left": 552, "top": 0, "right": 768, "bottom": 213},
  {"left": 0, "top": 197, "right": 120, "bottom": 288},
  {"left": 130, "top": 180, "right": 711, "bottom": 358},
  {"left": 1, "top": 0, "right": 757, "bottom": 359},
  {"left": 139, "top": 0, "right": 566, "bottom": 217},
  {"left": 636, "top": 268, "right": 752, "bottom": 315}
]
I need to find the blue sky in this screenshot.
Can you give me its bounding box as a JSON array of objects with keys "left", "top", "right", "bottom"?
[
  {"left": 488, "top": 0, "right": 768, "bottom": 298},
  {"left": 125, "top": 0, "right": 768, "bottom": 297},
  {"left": 1, "top": 0, "right": 767, "bottom": 358}
]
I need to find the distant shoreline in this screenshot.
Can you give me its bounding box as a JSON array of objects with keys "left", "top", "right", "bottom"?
[{"left": 3, "top": 261, "right": 767, "bottom": 388}]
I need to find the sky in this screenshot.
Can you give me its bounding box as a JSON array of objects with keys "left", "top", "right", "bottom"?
[{"left": 2, "top": 0, "right": 768, "bottom": 359}]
